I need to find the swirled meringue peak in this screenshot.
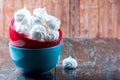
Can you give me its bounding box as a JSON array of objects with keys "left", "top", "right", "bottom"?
[
  {"left": 28, "top": 15, "right": 39, "bottom": 26},
  {"left": 30, "top": 24, "right": 47, "bottom": 41},
  {"left": 14, "top": 7, "right": 31, "bottom": 25},
  {"left": 14, "top": 20, "right": 30, "bottom": 36},
  {"left": 62, "top": 56, "right": 78, "bottom": 69},
  {"left": 16, "top": 25, "right": 30, "bottom": 36},
  {"left": 33, "top": 8, "right": 48, "bottom": 24},
  {"left": 45, "top": 30, "right": 59, "bottom": 41},
  {"left": 45, "top": 15, "right": 61, "bottom": 30}
]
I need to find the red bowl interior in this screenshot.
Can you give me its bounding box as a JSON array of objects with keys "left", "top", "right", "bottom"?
[{"left": 9, "top": 19, "right": 62, "bottom": 48}]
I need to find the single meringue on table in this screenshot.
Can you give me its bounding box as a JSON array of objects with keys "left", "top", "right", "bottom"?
[
  {"left": 32, "top": 8, "right": 48, "bottom": 24},
  {"left": 29, "top": 24, "right": 47, "bottom": 41},
  {"left": 45, "top": 15, "right": 61, "bottom": 30},
  {"left": 45, "top": 30, "right": 59, "bottom": 41},
  {"left": 62, "top": 56, "right": 78, "bottom": 69},
  {"left": 14, "top": 7, "right": 31, "bottom": 25}
]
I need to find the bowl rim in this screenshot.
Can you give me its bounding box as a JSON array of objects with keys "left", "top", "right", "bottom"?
[{"left": 9, "top": 42, "right": 62, "bottom": 50}]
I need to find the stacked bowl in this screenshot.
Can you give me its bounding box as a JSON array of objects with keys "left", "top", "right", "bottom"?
[{"left": 9, "top": 19, "right": 62, "bottom": 74}]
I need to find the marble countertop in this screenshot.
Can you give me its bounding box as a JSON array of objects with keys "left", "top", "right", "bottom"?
[{"left": 0, "top": 38, "right": 120, "bottom": 80}]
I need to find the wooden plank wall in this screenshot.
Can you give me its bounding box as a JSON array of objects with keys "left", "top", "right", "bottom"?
[{"left": 0, "top": 0, "right": 119, "bottom": 38}]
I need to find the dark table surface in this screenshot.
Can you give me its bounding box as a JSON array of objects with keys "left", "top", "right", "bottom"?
[{"left": 0, "top": 38, "right": 120, "bottom": 80}]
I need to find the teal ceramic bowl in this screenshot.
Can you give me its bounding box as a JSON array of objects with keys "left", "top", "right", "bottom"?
[{"left": 9, "top": 43, "right": 62, "bottom": 74}]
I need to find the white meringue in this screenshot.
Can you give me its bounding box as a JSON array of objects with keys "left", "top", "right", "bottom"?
[
  {"left": 45, "top": 30, "right": 59, "bottom": 41},
  {"left": 62, "top": 56, "right": 78, "bottom": 69},
  {"left": 45, "top": 15, "right": 61, "bottom": 30},
  {"left": 14, "top": 7, "right": 31, "bottom": 36},
  {"left": 16, "top": 25, "right": 29, "bottom": 35},
  {"left": 28, "top": 15, "right": 40, "bottom": 26},
  {"left": 14, "top": 7, "right": 31, "bottom": 25},
  {"left": 30, "top": 25, "right": 47, "bottom": 40},
  {"left": 33, "top": 8, "right": 48, "bottom": 24},
  {"left": 13, "top": 7, "right": 61, "bottom": 42},
  {"left": 14, "top": 21, "right": 30, "bottom": 36}
]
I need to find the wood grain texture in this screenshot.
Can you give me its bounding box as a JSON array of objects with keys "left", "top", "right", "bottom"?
[
  {"left": 88, "top": 0, "right": 99, "bottom": 38},
  {"left": 0, "top": 0, "right": 120, "bottom": 38},
  {"left": 117, "top": 0, "right": 120, "bottom": 37},
  {"left": 59, "top": 0, "right": 70, "bottom": 37},
  {"left": 22, "top": 0, "right": 36, "bottom": 12},
  {"left": 13, "top": 0, "right": 23, "bottom": 13},
  {"left": 0, "top": 0, "right": 4, "bottom": 37},
  {"left": 41, "top": 0, "right": 51, "bottom": 14},
  {"left": 80, "top": 0, "right": 89, "bottom": 38},
  {"left": 98, "top": 0, "right": 108, "bottom": 38},
  {"left": 69, "top": 0, "right": 80, "bottom": 37},
  {"left": 4, "top": 0, "right": 14, "bottom": 38},
  {"left": 108, "top": 0, "right": 118, "bottom": 38}
]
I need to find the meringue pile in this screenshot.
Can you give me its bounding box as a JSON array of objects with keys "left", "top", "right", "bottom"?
[{"left": 14, "top": 7, "right": 61, "bottom": 41}]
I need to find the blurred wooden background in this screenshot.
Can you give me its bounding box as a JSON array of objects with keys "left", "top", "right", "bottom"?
[{"left": 0, "top": 0, "right": 120, "bottom": 38}]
